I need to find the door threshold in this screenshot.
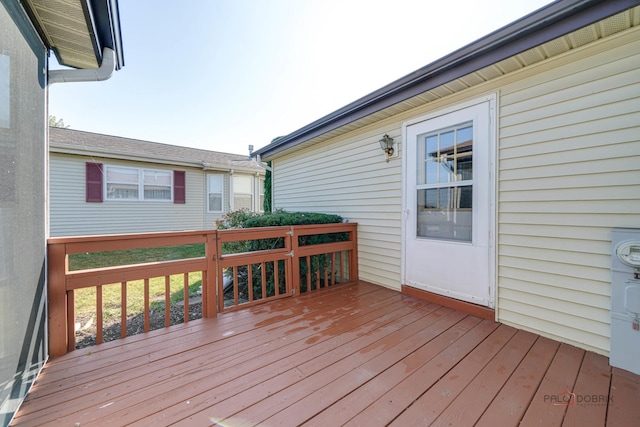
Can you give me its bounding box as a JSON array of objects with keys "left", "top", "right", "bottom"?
[{"left": 402, "top": 285, "right": 495, "bottom": 321}]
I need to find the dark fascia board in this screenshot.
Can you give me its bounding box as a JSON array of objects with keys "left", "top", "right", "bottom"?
[
  {"left": 42, "top": 0, "right": 124, "bottom": 70},
  {"left": 90, "top": 0, "right": 125, "bottom": 69},
  {"left": 254, "top": 0, "right": 640, "bottom": 159}
]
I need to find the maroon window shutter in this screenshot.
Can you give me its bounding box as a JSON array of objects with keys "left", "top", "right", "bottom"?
[
  {"left": 86, "top": 162, "right": 103, "bottom": 202},
  {"left": 174, "top": 170, "right": 185, "bottom": 204}
]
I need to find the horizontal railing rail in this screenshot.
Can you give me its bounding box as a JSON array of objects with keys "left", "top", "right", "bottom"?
[
  {"left": 47, "top": 223, "right": 358, "bottom": 357},
  {"left": 47, "top": 231, "right": 216, "bottom": 357}
]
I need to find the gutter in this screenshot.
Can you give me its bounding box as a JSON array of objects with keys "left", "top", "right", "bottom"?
[
  {"left": 48, "top": 47, "right": 116, "bottom": 85},
  {"left": 253, "top": 0, "right": 640, "bottom": 159}
]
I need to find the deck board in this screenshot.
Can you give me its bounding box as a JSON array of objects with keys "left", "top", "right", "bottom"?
[
  {"left": 475, "top": 335, "right": 560, "bottom": 427},
  {"left": 11, "top": 281, "right": 640, "bottom": 426}
]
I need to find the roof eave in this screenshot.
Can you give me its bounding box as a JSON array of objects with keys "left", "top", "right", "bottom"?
[
  {"left": 22, "top": 0, "right": 124, "bottom": 70},
  {"left": 49, "top": 142, "right": 265, "bottom": 174},
  {"left": 254, "top": 0, "right": 640, "bottom": 160}
]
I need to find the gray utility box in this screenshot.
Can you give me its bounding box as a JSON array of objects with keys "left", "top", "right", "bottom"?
[{"left": 610, "top": 228, "right": 640, "bottom": 375}]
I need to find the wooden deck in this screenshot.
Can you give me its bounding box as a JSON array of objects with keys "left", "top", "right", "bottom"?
[{"left": 12, "top": 282, "right": 640, "bottom": 426}]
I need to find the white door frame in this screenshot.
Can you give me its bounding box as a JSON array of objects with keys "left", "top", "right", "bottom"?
[{"left": 401, "top": 94, "right": 497, "bottom": 308}]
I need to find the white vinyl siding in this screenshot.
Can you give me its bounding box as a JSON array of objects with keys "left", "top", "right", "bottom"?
[
  {"left": 269, "top": 26, "right": 640, "bottom": 355},
  {"left": 49, "top": 154, "right": 206, "bottom": 236}
]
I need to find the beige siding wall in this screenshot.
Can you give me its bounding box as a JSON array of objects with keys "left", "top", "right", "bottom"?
[
  {"left": 271, "top": 27, "right": 640, "bottom": 355},
  {"left": 50, "top": 154, "right": 207, "bottom": 236},
  {"left": 273, "top": 127, "right": 404, "bottom": 288},
  {"left": 496, "top": 28, "right": 640, "bottom": 355}
]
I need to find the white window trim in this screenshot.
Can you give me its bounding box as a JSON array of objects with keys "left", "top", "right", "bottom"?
[
  {"left": 207, "top": 173, "right": 224, "bottom": 213},
  {"left": 104, "top": 165, "right": 173, "bottom": 202}
]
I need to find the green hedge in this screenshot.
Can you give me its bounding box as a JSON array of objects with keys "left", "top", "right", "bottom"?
[
  {"left": 244, "top": 211, "right": 343, "bottom": 228},
  {"left": 216, "top": 209, "right": 343, "bottom": 230},
  {"left": 216, "top": 210, "right": 349, "bottom": 302}
]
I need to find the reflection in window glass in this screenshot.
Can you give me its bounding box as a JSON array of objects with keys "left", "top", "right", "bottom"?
[
  {"left": 233, "top": 175, "right": 253, "bottom": 210},
  {"left": 417, "top": 186, "right": 472, "bottom": 241},
  {"left": 105, "top": 166, "right": 172, "bottom": 201},
  {"left": 208, "top": 174, "right": 223, "bottom": 212},
  {"left": 439, "top": 130, "right": 455, "bottom": 151},
  {"left": 259, "top": 178, "right": 265, "bottom": 212},
  {"left": 417, "top": 122, "right": 473, "bottom": 242},
  {"left": 143, "top": 170, "right": 171, "bottom": 200}
]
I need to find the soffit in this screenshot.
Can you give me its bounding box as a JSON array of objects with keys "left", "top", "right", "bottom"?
[
  {"left": 262, "top": 5, "right": 640, "bottom": 159},
  {"left": 23, "top": 0, "right": 100, "bottom": 69}
]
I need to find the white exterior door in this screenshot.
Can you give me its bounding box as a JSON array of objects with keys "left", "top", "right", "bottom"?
[{"left": 403, "top": 97, "right": 495, "bottom": 307}]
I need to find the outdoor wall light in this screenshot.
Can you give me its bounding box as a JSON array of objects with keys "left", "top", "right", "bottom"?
[{"left": 379, "top": 134, "right": 394, "bottom": 162}]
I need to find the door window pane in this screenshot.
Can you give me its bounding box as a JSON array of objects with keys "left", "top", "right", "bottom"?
[
  {"left": 417, "top": 121, "right": 473, "bottom": 242},
  {"left": 420, "top": 123, "right": 472, "bottom": 185},
  {"left": 417, "top": 186, "right": 472, "bottom": 241}
]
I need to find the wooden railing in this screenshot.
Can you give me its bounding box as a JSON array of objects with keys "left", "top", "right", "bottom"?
[{"left": 47, "top": 223, "right": 357, "bottom": 357}]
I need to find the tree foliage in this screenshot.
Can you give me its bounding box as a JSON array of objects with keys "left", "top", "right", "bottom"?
[
  {"left": 261, "top": 135, "right": 282, "bottom": 213},
  {"left": 263, "top": 161, "right": 272, "bottom": 213},
  {"left": 48, "top": 115, "right": 69, "bottom": 128}
]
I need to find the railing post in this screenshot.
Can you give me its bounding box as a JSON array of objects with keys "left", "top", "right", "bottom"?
[
  {"left": 350, "top": 223, "right": 359, "bottom": 282},
  {"left": 216, "top": 231, "right": 225, "bottom": 314},
  {"left": 48, "top": 242, "right": 68, "bottom": 357},
  {"left": 203, "top": 231, "right": 218, "bottom": 317},
  {"left": 289, "top": 226, "right": 299, "bottom": 295}
]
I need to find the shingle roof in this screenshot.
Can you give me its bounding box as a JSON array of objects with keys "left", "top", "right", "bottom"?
[{"left": 49, "top": 127, "right": 264, "bottom": 173}]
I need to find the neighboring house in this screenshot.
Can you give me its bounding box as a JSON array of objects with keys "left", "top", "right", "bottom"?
[
  {"left": 49, "top": 127, "right": 265, "bottom": 237},
  {"left": 254, "top": 0, "right": 640, "bottom": 372},
  {"left": 0, "top": 0, "right": 124, "bottom": 423}
]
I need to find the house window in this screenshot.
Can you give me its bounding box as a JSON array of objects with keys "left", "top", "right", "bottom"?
[
  {"left": 105, "top": 165, "right": 172, "bottom": 201},
  {"left": 258, "top": 178, "right": 265, "bottom": 212},
  {"left": 233, "top": 174, "right": 253, "bottom": 210},
  {"left": 207, "top": 174, "right": 223, "bottom": 212},
  {"left": 143, "top": 170, "right": 172, "bottom": 200}
]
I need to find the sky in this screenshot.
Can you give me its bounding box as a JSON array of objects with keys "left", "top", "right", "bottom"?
[{"left": 49, "top": 0, "right": 553, "bottom": 155}]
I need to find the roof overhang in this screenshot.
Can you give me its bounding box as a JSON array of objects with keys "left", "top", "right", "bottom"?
[
  {"left": 22, "top": 0, "right": 124, "bottom": 70},
  {"left": 254, "top": 0, "right": 640, "bottom": 160},
  {"left": 49, "top": 142, "right": 265, "bottom": 174}
]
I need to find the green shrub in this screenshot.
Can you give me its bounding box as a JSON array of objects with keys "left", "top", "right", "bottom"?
[
  {"left": 217, "top": 210, "right": 348, "bottom": 301},
  {"left": 215, "top": 208, "right": 261, "bottom": 230},
  {"left": 243, "top": 210, "right": 343, "bottom": 228}
]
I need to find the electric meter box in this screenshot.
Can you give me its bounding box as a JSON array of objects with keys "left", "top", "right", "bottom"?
[{"left": 610, "top": 228, "right": 640, "bottom": 375}]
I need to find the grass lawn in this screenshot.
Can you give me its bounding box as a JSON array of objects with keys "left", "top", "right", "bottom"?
[{"left": 70, "top": 244, "right": 205, "bottom": 327}]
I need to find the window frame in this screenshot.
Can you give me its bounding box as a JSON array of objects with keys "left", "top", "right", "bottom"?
[
  {"left": 232, "top": 174, "right": 254, "bottom": 211},
  {"left": 104, "top": 165, "right": 173, "bottom": 202},
  {"left": 258, "top": 177, "right": 265, "bottom": 212},
  {"left": 416, "top": 121, "right": 474, "bottom": 242}
]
